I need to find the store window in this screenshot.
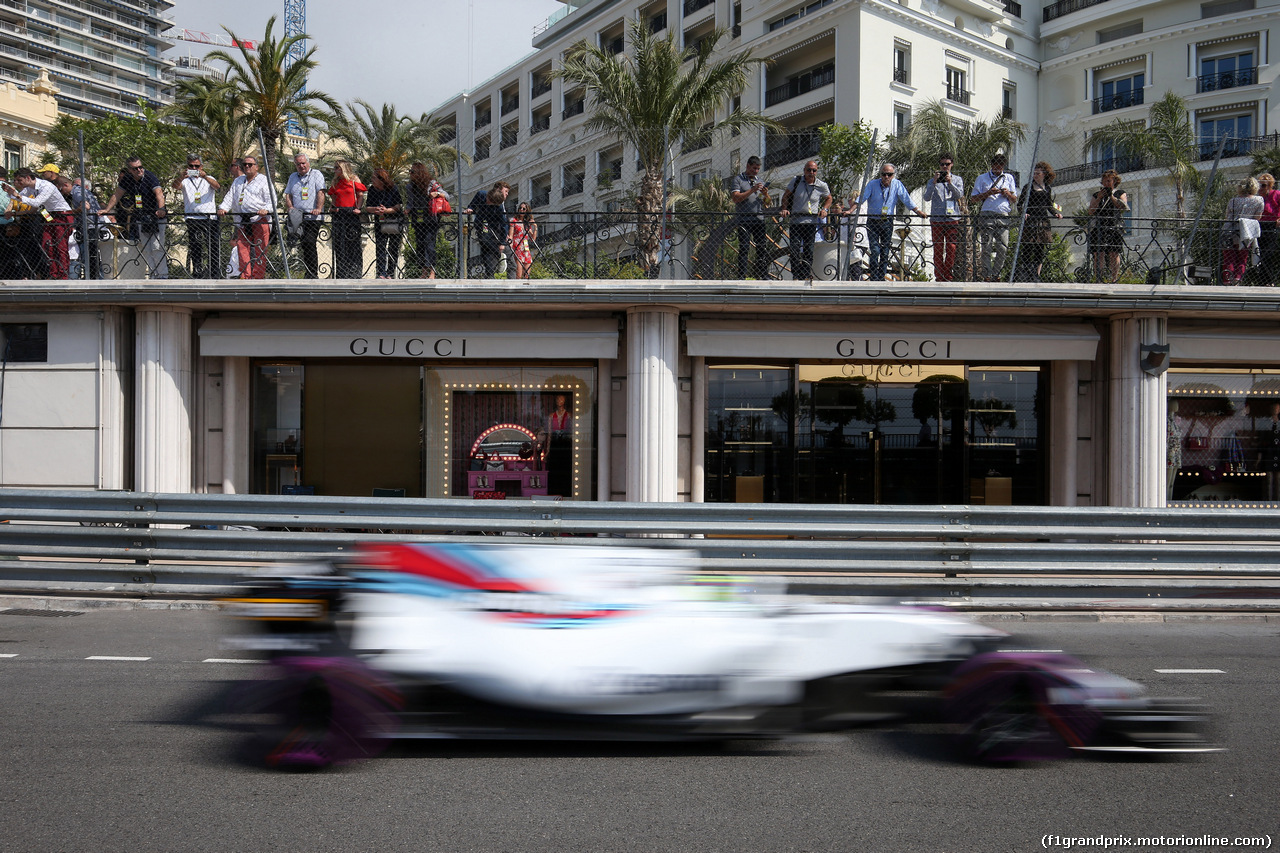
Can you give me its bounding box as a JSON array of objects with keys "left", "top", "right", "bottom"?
[
  {"left": 1167, "top": 368, "right": 1280, "bottom": 504},
  {"left": 705, "top": 362, "right": 1044, "bottom": 505},
  {"left": 253, "top": 362, "right": 596, "bottom": 499}
]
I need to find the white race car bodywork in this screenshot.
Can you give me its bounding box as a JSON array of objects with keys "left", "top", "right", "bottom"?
[{"left": 344, "top": 543, "right": 1004, "bottom": 716}]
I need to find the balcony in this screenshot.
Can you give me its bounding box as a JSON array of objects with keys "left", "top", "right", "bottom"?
[
  {"left": 531, "top": 187, "right": 551, "bottom": 208},
  {"left": 1001, "top": 105, "right": 1014, "bottom": 119},
  {"left": 530, "top": 76, "right": 552, "bottom": 99},
  {"left": 945, "top": 86, "right": 971, "bottom": 106},
  {"left": 501, "top": 94, "right": 519, "bottom": 115},
  {"left": 474, "top": 139, "right": 491, "bottom": 162},
  {"left": 500, "top": 124, "right": 519, "bottom": 150},
  {"left": 1054, "top": 155, "right": 1144, "bottom": 185},
  {"left": 562, "top": 98, "right": 585, "bottom": 121},
  {"left": 1197, "top": 67, "right": 1257, "bottom": 93},
  {"left": 649, "top": 11, "right": 667, "bottom": 33},
  {"left": 681, "top": 127, "right": 712, "bottom": 154},
  {"left": 1199, "top": 133, "right": 1278, "bottom": 161},
  {"left": 531, "top": 115, "right": 551, "bottom": 135},
  {"left": 1092, "top": 88, "right": 1143, "bottom": 114},
  {"left": 563, "top": 173, "right": 585, "bottom": 197},
  {"left": 892, "top": 67, "right": 909, "bottom": 85},
  {"left": 765, "top": 63, "right": 835, "bottom": 107},
  {"left": 1043, "top": 0, "right": 1110, "bottom": 23},
  {"left": 1003, "top": 0, "right": 1022, "bottom": 15},
  {"left": 684, "top": 0, "right": 714, "bottom": 13},
  {"left": 474, "top": 110, "right": 491, "bottom": 130},
  {"left": 764, "top": 128, "right": 823, "bottom": 170},
  {"left": 604, "top": 35, "right": 623, "bottom": 55}
]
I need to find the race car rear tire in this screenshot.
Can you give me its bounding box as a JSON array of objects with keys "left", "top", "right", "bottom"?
[{"left": 238, "top": 656, "right": 402, "bottom": 769}]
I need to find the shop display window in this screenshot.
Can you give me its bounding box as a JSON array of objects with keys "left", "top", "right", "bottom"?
[
  {"left": 1167, "top": 368, "right": 1280, "bottom": 505},
  {"left": 706, "top": 362, "right": 1044, "bottom": 505}
]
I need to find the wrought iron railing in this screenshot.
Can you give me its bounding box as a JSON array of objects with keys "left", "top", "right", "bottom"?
[
  {"left": 945, "top": 86, "right": 970, "bottom": 106},
  {"left": 6, "top": 209, "right": 1257, "bottom": 287},
  {"left": 1042, "top": 0, "right": 1109, "bottom": 23},
  {"left": 1092, "top": 88, "right": 1144, "bottom": 114},
  {"left": 765, "top": 63, "right": 836, "bottom": 107}
]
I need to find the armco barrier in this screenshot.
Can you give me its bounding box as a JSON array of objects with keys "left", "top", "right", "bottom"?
[{"left": 1, "top": 489, "right": 1279, "bottom": 602}]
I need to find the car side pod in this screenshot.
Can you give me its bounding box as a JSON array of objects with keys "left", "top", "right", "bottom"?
[
  {"left": 234, "top": 656, "right": 404, "bottom": 770},
  {"left": 942, "top": 652, "right": 1109, "bottom": 763}
]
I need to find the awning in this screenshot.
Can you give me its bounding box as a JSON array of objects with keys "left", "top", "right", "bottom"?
[
  {"left": 198, "top": 317, "right": 619, "bottom": 359},
  {"left": 1170, "top": 325, "right": 1280, "bottom": 362},
  {"left": 685, "top": 319, "right": 1100, "bottom": 361}
]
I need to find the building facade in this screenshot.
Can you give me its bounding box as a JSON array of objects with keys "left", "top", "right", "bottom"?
[{"left": 0, "top": 0, "right": 175, "bottom": 121}]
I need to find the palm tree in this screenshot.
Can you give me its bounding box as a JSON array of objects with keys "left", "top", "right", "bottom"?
[
  {"left": 556, "top": 18, "right": 777, "bottom": 266},
  {"left": 166, "top": 77, "right": 255, "bottom": 179},
  {"left": 206, "top": 15, "right": 340, "bottom": 170},
  {"left": 883, "top": 100, "right": 1026, "bottom": 192},
  {"left": 1086, "top": 91, "right": 1201, "bottom": 217},
  {"left": 323, "top": 101, "right": 460, "bottom": 183}
]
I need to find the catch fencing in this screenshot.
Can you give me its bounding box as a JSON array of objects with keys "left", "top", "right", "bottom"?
[{"left": 1, "top": 489, "right": 1279, "bottom": 600}]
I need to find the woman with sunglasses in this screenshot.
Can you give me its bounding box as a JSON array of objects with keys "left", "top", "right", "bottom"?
[
  {"left": 329, "top": 160, "right": 366, "bottom": 279},
  {"left": 508, "top": 202, "right": 537, "bottom": 279}
]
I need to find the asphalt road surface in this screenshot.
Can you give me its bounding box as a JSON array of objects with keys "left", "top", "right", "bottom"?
[{"left": 0, "top": 607, "right": 1276, "bottom": 853}]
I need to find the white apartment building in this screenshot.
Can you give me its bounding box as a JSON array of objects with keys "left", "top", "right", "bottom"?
[
  {"left": 1039, "top": 0, "right": 1279, "bottom": 213},
  {"left": 0, "top": 0, "right": 175, "bottom": 122},
  {"left": 430, "top": 0, "right": 1039, "bottom": 210}
]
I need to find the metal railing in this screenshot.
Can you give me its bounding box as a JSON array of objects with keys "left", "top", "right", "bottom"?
[
  {"left": 530, "top": 78, "right": 552, "bottom": 100},
  {"left": 0, "top": 209, "right": 1267, "bottom": 285},
  {"left": 1196, "top": 67, "right": 1258, "bottom": 92},
  {"left": 1043, "top": 0, "right": 1109, "bottom": 22},
  {"left": 1092, "top": 88, "right": 1144, "bottom": 114},
  {"left": 764, "top": 63, "right": 836, "bottom": 107},
  {"left": 945, "top": 86, "right": 971, "bottom": 106},
  {"left": 2, "top": 490, "right": 1280, "bottom": 599}
]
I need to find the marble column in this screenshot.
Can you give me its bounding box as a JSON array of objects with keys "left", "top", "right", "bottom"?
[
  {"left": 626, "top": 306, "right": 680, "bottom": 502},
  {"left": 1049, "top": 360, "right": 1079, "bottom": 507},
  {"left": 135, "top": 306, "right": 193, "bottom": 493},
  {"left": 1107, "top": 314, "right": 1168, "bottom": 507},
  {"left": 222, "top": 356, "right": 250, "bottom": 494}
]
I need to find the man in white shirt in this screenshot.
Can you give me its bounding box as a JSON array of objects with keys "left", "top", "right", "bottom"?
[
  {"left": 173, "top": 154, "right": 221, "bottom": 279},
  {"left": 969, "top": 153, "right": 1019, "bottom": 282},
  {"left": 218, "top": 155, "right": 272, "bottom": 279},
  {"left": 13, "top": 167, "right": 73, "bottom": 279}
]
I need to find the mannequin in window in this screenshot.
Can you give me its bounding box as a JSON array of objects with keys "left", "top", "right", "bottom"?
[
  {"left": 546, "top": 393, "right": 573, "bottom": 496},
  {"left": 1257, "top": 400, "right": 1280, "bottom": 501}
]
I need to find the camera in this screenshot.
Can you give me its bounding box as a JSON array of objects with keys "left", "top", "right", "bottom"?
[{"left": 187, "top": 169, "right": 199, "bottom": 178}]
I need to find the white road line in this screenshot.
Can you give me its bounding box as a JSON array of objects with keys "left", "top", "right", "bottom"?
[
  {"left": 999, "top": 649, "right": 1064, "bottom": 654},
  {"left": 0, "top": 653, "right": 17, "bottom": 658},
  {"left": 202, "top": 658, "right": 258, "bottom": 664},
  {"left": 85, "top": 655, "right": 151, "bottom": 661},
  {"left": 1154, "top": 668, "right": 1226, "bottom": 674}
]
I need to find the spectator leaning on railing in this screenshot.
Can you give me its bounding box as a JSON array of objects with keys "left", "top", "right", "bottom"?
[
  {"left": 730, "top": 155, "right": 769, "bottom": 280},
  {"left": 217, "top": 156, "right": 272, "bottom": 280},
  {"left": 173, "top": 154, "right": 221, "bottom": 280},
  {"left": 779, "top": 160, "right": 830, "bottom": 280},
  {"left": 855, "top": 162, "right": 925, "bottom": 281},
  {"left": 102, "top": 156, "right": 167, "bottom": 280},
  {"left": 970, "top": 153, "right": 1018, "bottom": 282},
  {"left": 69, "top": 177, "right": 106, "bottom": 281},
  {"left": 0, "top": 167, "right": 18, "bottom": 279},
  {"left": 13, "top": 166, "right": 73, "bottom": 280}
]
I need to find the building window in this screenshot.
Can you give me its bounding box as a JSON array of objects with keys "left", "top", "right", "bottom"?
[
  {"left": 1198, "top": 51, "right": 1257, "bottom": 92},
  {"left": 945, "top": 67, "right": 969, "bottom": 105},
  {"left": 1097, "top": 21, "right": 1142, "bottom": 44},
  {"left": 1199, "top": 113, "right": 1255, "bottom": 159},
  {"left": 893, "top": 42, "right": 911, "bottom": 85},
  {"left": 1001, "top": 84, "right": 1015, "bottom": 120},
  {"left": 1094, "top": 72, "right": 1144, "bottom": 114},
  {"left": 893, "top": 105, "right": 910, "bottom": 137},
  {"left": 1201, "top": 0, "right": 1255, "bottom": 16},
  {"left": 767, "top": 0, "right": 835, "bottom": 32},
  {"left": 686, "top": 166, "right": 709, "bottom": 189},
  {"left": 562, "top": 161, "right": 586, "bottom": 197},
  {"left": 3, "top": 143, "right": 22, "bottom": 173},
  {"left": 1, "top": 323, "right": 48, "bottom": 363}
]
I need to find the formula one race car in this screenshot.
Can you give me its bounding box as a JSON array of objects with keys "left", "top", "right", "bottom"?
[{"left": 221, "top": 543, "right": 1216, "bottom": 769}]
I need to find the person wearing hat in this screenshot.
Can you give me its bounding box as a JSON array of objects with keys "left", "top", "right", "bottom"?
[
  {"left": 13, "top": 166, "right": 73, "bottom": 279},
  {"left": 39, "top": 163, "right": 60, "bottom": 182},
  {"left": 172, "top": 154, "right": 220, "bottom": 279}
]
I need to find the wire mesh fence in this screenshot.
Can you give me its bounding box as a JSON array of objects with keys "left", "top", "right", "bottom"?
[{"left": 5, "top": 120, "right": 1276, "bottom": 285}]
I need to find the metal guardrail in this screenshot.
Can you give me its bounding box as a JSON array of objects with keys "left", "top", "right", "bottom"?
[{"left": 2, "top": 490, "right": 1280, "bottom": 601}]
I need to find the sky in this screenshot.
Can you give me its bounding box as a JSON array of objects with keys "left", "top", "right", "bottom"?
[{"left": 168, "top": 0, "right": 566, "bottom": 116}]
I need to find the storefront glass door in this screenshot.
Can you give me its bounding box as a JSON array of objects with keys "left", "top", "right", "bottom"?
[{"left": 706, "top": 363, "right": 1044, "bottom": 505}]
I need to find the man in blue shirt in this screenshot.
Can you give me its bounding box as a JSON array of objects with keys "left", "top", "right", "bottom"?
[
  {"left": 855, "top": 162, "right": 925, "bottom": 280},
  {"left": 970, "top": 153, "right": 1019, "bottom": 282}
]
